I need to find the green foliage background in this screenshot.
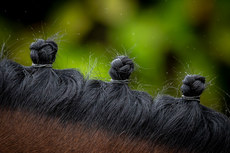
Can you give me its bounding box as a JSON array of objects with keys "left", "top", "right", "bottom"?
[{"left": 1, "top": 0, "right": 230, "bottom": 115}]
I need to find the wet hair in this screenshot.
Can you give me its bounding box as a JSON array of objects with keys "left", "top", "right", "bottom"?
[{"left": 0, "top": 39, "right": 230, "bottom": 153}]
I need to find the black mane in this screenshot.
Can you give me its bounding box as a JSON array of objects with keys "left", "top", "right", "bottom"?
[{"left": 0, "top": 39, "right": 230, "bottom": 153}]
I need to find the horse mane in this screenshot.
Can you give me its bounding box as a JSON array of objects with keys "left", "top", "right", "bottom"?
[{"left": 0, "top": 39, "right": 230, "bottom": 153}]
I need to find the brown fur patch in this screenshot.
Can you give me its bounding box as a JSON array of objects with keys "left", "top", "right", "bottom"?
[{"left": 0, "top": 109, "right": 174, "bottom": 153}]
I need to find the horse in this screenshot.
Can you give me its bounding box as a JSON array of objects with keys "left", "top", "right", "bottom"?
[{"left": 0, "top": 39, "right": 230, "bottom": 153}]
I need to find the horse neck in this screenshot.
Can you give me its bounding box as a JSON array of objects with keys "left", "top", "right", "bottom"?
[{"left": 0, "top": 109, "right": 172, "bottom": 153}]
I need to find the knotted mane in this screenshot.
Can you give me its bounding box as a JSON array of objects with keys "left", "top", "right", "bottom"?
[{"left": 0, "top": 39, "right": 230, "bottom": 153}]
